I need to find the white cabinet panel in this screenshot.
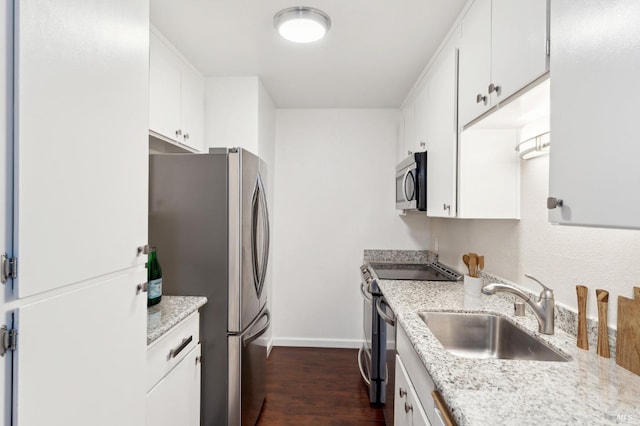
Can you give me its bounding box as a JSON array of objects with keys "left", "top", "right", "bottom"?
[
  {"left": 491, "top": 0, "right": 548, "bottom": 104},
  {"left": 403, "top": 104, "right": 415, "bottom": 159},
  {"left": 459, "top": 0, "right": 491, "bottom": 126},
  {"left": 149, "top": 31, "right": 181, "bottom": 142},
  {"left": 13, "top": 270, "right": 147, "bottom": 426},
  {"left": 14, "top": 0, "right": 149, "bottom": 298},
  {"left": 426, "top": 31, "right": 459, "bottom": 218},
  {"left": 394, "top": 355, "right": 431, "bottom": 426},
  {"left": 548, "top": 0, "right": 640, "bottom": 229},
  {"left": 146, "top": 344, "right": 201, "bottom": 426},
  {"left": 413, "top": 86, "right": 428, "bottom": 154},
  {"left": 149, "top": 29, "right": 204, "bottom": 153},
  {"left": 458, "top": 129, "right": 519, "bottom": 219}
]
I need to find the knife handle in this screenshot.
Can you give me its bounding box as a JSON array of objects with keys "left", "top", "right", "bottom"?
[
  {"left": 596, "top": 289, "right": 610, "bottom": 358},
  {"left": 576, "top": 285, "right": 589, "bottom": 351}
]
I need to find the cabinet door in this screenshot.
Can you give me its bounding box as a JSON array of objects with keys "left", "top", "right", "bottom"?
[
  {"left": 548, "top": 0, "right": 640, "bottom": 229},
  {"left": 459, "top": 0, "right": 491, "bottom": 127},
  {"left": 149, "top": 31, "right": 182, "bottom": 142},
  {"left": 491, "top": 0, "right": 548, "bottom": 103},
  {"left": 402, "top": 104, "right": 415, "bottom": 158},
  {"left": 179, "top": 63, "right": 205, "bottom": 152},
  {"left": 395, "top": 355, "right": 431, "bottom": 426},
  {"left": 14, "top": 0, "right": 149, "bottom": 298},
  {"left": 426, "top": 32, "right": 459, "bottom": 218},
  {"left": 146, "top": 344, "right": 201, "bottom": 426},
  {"left": 413, "top": 85, "right": 428, "bottom": 153},
  {"left": 13, "top": 270, "right": 147, "bottom": 426}
]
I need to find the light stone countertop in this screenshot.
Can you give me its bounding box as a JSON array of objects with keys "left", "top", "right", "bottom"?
[
  {"left": 147, "top": 295, "right": 207, "bottom": 345},
  {"left": 377, "top": 279, "right": 640, "bottom": 425}
]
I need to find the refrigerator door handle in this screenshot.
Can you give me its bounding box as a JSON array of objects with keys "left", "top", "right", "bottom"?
[
  {"left": 257, "top": 174, "right": 270, "bottom": 296},
  {"left": 250, "top": 180, "right": 261, "bottom": 290},
  {"left": 242, "top": 309, "right": 271, "bottom": 347}
]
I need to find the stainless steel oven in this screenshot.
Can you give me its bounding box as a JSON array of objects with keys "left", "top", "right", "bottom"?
[{"left": 359, "top": 262, "right": 460, "bottom": 424}]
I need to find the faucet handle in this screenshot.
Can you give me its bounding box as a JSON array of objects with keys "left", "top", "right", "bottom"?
[{"left": 525, "top": 274, "right": 554, "bottom": 298}]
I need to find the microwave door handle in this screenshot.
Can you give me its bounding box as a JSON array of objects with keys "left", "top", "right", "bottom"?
[{"left": 376, "top": 297, "right": 396, "bottom": 326}]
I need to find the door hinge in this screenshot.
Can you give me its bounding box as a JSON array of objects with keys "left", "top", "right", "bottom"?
[
  {"left": 546, "top": 39, "right": 550, "bottom": 56},
  {"left": 0, "top": 325, "right": 17, "bottom": 356},
  {"left": 1, "top": 253, "right": 17, "bottom": 284}
]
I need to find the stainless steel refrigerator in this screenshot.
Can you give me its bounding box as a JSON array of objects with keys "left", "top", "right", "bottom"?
[{"left": 149, "top": 148, "right": 271, "bottom": 426}]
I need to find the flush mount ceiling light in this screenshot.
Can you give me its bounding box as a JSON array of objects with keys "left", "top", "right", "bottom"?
[{"left": 273, "top": 6, "right": 331, "bottom": 43}]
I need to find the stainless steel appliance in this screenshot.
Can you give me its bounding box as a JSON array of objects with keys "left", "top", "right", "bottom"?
[
  {"left": 395, "top": 151, "right": 427, "bottom": 211},
  {"left": 149, "top": 148, "right": 271, "bottom": 426},
  {"left": 359, "top": 262, "right": 460, "bottom": 425}
]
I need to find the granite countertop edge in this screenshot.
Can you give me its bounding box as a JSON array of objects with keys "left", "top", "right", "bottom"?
[
  {"left": 147, "top": 295, "right": 208, "bottom": 345},
  {"left": 377, "top": 279, "right": 640, "bottom": 426}
]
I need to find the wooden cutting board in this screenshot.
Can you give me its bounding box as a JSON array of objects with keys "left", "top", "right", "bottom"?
[{"left": 616, "top": 287, "right": 640, "bottom": 376}]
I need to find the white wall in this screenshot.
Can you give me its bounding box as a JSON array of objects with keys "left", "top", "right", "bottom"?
[
  {"left": 272, "top": 109, "right": 429, "bottom": 347},
  {"left": 431, "top": 155, "right": 640, "bottom": 327}
]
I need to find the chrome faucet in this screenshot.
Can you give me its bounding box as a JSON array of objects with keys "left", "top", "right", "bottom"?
[{"left": 482, "top": 274, "right": 555, "bottom": 335}]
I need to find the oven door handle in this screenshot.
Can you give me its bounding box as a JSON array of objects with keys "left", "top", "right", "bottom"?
[
  {"left": 360, "top": 282, "right": 373, "bottom": 302},
  {"left": 376, "top": 297, "right": 396, "bottom": 326},
  {"left": 357, "top": 346, "right": 371, "bottom": 385}
]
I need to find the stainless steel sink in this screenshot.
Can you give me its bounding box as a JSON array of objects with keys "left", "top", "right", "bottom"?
[{"left": 419, "top": 312, "right": 570, "bottom": 362}]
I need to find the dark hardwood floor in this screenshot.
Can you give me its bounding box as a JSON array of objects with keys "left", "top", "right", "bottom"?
[{"left": 256, "top": 347, "right": 386, "bottom": 425}]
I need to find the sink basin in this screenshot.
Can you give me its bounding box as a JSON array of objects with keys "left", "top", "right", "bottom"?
[{"left": 419, "top": 312, "right": 570, "bottom": 362}]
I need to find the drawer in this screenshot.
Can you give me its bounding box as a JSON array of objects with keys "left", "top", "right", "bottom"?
[{"left": 147, "top": 312, "right": 199, "bottom": 391}]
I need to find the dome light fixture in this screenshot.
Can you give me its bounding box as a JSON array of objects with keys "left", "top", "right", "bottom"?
[{"left": 273, "top": 6, "right": 331, "bottom": 43}]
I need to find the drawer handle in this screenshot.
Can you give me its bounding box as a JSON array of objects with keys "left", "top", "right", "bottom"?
[{"left": 168, "top": 335, "right": 193, "bottom": 359}]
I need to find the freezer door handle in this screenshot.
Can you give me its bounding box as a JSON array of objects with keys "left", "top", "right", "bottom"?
[
  {"left": 251, "top": 173, "right": 270, "bottom": 299},
  {"left": 243, "top": 309, "right": 270, "bottom": 347}
]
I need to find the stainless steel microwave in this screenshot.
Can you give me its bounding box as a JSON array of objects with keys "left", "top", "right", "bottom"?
[{"left": 395, "top": 151, "right": 427, "bottom": 211}]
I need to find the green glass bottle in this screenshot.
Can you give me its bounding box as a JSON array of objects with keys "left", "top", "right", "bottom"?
[{"left": 147, "top": 247, "right": 162, "bottom": 306}]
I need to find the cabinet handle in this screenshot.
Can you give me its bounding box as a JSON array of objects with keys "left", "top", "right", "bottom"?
[
  {"left": 136, "top": 282, "right": 148, "bottom": 294},
  {"left": 407, "top": 150, "right": 413, "bottom": 156},
  {"left": 547, "top": 197, "right": 563, "bottom": 210},
  {"left": 476, "top": 93, "right": 487, "bottom": 104},
  {"left": 137, "top": 244, "right": 149, "bottom": 256},
  {"left": 488, "top": 83, "right": 501, "bottom": 95},
  {"left": 404, "top": 402, "right": 413, "bottom": 413},
  {"left": 183, "top": 133, "right": 190, "bottom": 141},
  {"left": 175, "top": 129, "right": 182, "bottom": 137},
  {"left": 399, "top": 387, "right": 407, "bottom": 398},
  {"left": 168, "top": 335, "right": 193, "bottom": 359},
  {"left": 420, "top": 141, "right": 426, "bottom": 148},
  {"left": 195, "top": 355, "right": 203, "bottom": 365}
]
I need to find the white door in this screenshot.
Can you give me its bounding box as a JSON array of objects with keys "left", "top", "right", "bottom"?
[
  {"left": 149, "top": 30, "right": 182, "bottom": 142},
  {"left": 548, "top": 0, "right": 640, "bottom": 229},
  {"left": 413, "top": 85, "right": 428, "bottom": 153},
  {"left": 146, "top": 345, "right": 201, "bottom": 426},
  {"left": 1, "top": 2, "right": 13, "bottom": 424},
  {"left": 13, "top": 270, "right": 148, "bottom": 426},
  {"left": 458, "top": 0, "right": 491, "bottom": 127},
  {"left": 426, "top": 31, "right": 459, "bottom": 218},
  {"left": 179, "top": 62, "right": 205, "bottom": 152},
  {"left": 491, "top": 0, "right": 548, "bottom": 103},
  {"left": 13, "top": 0, "right": 149, "bottom": 298}
]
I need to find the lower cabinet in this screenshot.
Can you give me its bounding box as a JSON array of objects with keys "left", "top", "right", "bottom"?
[
  {"left": 146, "top": 313, "right": 202, "bottom": 426},
  {"left": 395, "top": 355, "right": 430, "bottom": 426},
  {"left": 396, "top": 325, "right": 457, "bottom": 426}
]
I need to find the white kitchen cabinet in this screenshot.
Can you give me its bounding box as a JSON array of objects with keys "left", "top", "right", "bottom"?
[
  {"left": 13, "top": 0, "right": 149, "bottom": 298},
  {"left": 413, "top": 85, "right": 428, "bottom": 154},
  {"left": 14, "top": 270, "right": 148, "bottom": 426},
  {"left": 548, "top": 0, "right": 640, "bottom": 229},
  {"left": 146, "top": 312, "right": 201, "bottom": 426},
  {"left": 146, "top": 345, "right": 201, "bottom": 426},
  {"left": 399, "top": 104, "right": 416, "bottom": 161},
  {"left": 459, "top": 0, "right": 548, "bottom": 127},
  {"left": 6, "top": 1, "right": 150, "bottom": 424},
  {"left": 457, "top": 128, "right": 520, "bottom": 219},
  {"left": 426, "top": 28, "right": 460, "bottom": 218},
  {"left": 149, "top": 28, "right": 204, "bottom": 153},
  {"left": 394, "top": 355, "right": 430, "bottom": 426}
]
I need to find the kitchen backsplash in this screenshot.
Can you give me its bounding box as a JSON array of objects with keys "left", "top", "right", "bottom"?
[{"left": 363, "top": 249, "right": 438, "bottom": 265}]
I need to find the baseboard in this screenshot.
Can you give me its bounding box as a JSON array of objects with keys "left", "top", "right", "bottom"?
[{"left": 272, "top": 337, "right": 363, "bottom": 349}]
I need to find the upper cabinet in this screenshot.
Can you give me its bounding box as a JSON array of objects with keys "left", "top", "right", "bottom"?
[
  {"left": 459, "top": 0, "right": 548, "bottom": 127},
  {"left": 548, "top": 0, "right": 640, "bottom": 229},
  {"left": 149, "top": 28, "right": 204, "bottom": 153},
  {"left": 425, "top": 28, "right": 460, "bottom": 218}
]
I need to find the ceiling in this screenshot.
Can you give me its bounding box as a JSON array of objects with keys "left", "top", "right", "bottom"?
[{"left": 150, "top": 0, "right": 467, "bottom": 108}]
